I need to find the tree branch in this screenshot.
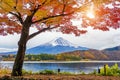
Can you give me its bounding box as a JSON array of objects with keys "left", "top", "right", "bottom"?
[
  {"left": 28, "top": 26, "right": 56, "bottom": 40},
  {"left": 30, "top": 0, "right": 48, "bottom": 18},
  {"left": 62, "top": 0, "right": 66, "bottom": 14},
  {"left": 9, "top": 12, "right": 23, "bottom": 24},
  {"left": 32, "top": 12, "right": 74, "bottom": 24}
]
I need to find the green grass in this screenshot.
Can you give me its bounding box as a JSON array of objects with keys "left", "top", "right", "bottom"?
[{"left": 39, "top": 69, "right": 56, "bottom": 75}]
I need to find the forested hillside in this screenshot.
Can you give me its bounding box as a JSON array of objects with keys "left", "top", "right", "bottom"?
[
  {"left": 2, "top": 48, "right": 120, "bottom": 61},
  {"left": 61, "top": 49, "right": 120, "bottom": 60}
]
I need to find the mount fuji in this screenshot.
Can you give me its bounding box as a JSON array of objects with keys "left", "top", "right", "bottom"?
[{"left": 26, "top": 37, "right": 89, "bottom": 54}]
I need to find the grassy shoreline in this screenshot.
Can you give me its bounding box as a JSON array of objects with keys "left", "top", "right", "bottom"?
[{"left": 1, "top": 64, "right": 120, "bottom": 80}]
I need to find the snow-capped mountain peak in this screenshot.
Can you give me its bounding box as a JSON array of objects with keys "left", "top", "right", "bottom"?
[
  {"left": 26, "top": 37, "right": 89, "bottom": 54},
  {"left": 45, "top": 37, "right": 77, "bottom": 47}
]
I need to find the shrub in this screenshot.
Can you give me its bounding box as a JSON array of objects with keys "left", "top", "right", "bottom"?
[
  {"left": 39, "top": 70, "right": 55, "bottom": 75},
  {"left": 60, "top": 71, "right": 72, "bottom": 75},
  {"left": 79, "top": 71, "right": 85, "bottom": 75},
  {"left": 0, "top": 65, "right": 11, "bottom": 74},
  {"left": 22, "top": 69, "right": 33, "bottom": 75},
  {"left": 100, "top": 63, "right": 120, "bottom": 76},
  {"left": 89, "top": 70, "right": 97, "bottom": 75},
  {"left": 0, "top": 69, "right": 11, "bottom": 74}
]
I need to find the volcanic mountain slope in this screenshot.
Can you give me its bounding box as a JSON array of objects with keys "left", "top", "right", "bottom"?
[{"left": 26, "top": 37, "right": 89, "bottom": 54}]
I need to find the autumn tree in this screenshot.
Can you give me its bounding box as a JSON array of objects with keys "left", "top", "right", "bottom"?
[
  {"left": 81, "top": 1, "right": 120, "bottom": 30},
  {"left": 0, "top": 0, "right": 119, "bottom": 76}
]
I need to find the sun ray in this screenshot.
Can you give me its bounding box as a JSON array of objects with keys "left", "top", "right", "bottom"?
[
  {"left": 86, "top": 11, "right": 95, "bottom": 18},
  {"left": 86, "top": 5, "right": 95, "bottom": 19}
]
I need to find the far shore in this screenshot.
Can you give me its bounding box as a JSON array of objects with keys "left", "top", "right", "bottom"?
[{"left": 1, "top": 60, "right": 120, "bottom": 63}]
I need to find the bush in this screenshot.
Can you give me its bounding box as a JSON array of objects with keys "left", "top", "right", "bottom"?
[
  {"left": 0, "top": 69, "right": 11, "bottom": 74},
  {"left": 79, "top": 71, "right": 85, "bottom": 75},
  {"left": 60, "top": 71, "right": 72, "bottom": 75},
  {"left": 100, "top": 63, "right": 120, "bottom": 76},
  {"left": 0, "top": 65, "right": 11, "bottom": 74},
  {"left": 89, "top": 70, "right": 97, "bottom": 75},
  {"left": 39, "top": 70, "right": 55, "bottom": 75},
  {"left": 22, "top": 69, "right": 33, "bottom": 75}
]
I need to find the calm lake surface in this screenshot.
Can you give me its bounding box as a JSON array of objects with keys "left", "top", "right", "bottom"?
[{"left": 0, "top": 61, "right": 120, "bottom": 74}]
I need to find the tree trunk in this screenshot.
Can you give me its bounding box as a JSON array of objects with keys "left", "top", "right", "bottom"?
[{"left": 11, "top": 25, "right": 30, "bottom": 76}]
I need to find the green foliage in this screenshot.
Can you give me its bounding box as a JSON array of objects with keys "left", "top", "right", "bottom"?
[
  {"left": 22, "top": 69, "right": 33, "bottom": 75},
  {"left": 39, "top": 69, "right": 55, "bottom": 75},
  {"left": 79, "top": 71, "right": 85, "bottom": 75},
  {"left": 100, "top": 63, "right": 120, "bottom": 76},
  {"left": 89, "top": 70, "right": 97, "bottom": 75},
  {"left": 3, "top": 53, "right": 81, "bottom": 61},
  {"left": 59, "top": 71, "right": 73, "bottom": 75},
  {"left": 25, "top": 54, "right": 56, "bottom": 61},
  {"left": 22, "top": 69, "right": 74, "bottom": 75}
]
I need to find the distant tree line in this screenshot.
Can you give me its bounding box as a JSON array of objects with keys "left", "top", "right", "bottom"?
[{"left": 2, "top": 53, "right": 81, "bottom": 61}]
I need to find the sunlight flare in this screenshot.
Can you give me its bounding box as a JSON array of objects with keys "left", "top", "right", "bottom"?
[
  {"left": 86, "top": 11, "right": 95, "bottom": 18},
  {"left": 86, "top": 5, "right": 95, "bottom": 19}
]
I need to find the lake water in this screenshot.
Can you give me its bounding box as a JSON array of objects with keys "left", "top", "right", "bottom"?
[{"left": 0, "top": 61, "right": 120, "bottom": 74}]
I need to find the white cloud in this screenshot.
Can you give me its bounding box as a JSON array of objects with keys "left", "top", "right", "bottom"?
[
  {"left": 0, "top": 48, "right": 17, "bottom": 52},
  {"left": 0, "top": 34, "right": 20, "bottom": 48},
  {"left": 0, "top": 27, "right": 120, "bottom": 51}
]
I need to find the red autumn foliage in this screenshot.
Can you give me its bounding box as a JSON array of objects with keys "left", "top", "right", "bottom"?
[{"left": 81, "top": 1, "right": 120, "bottom": 31}]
